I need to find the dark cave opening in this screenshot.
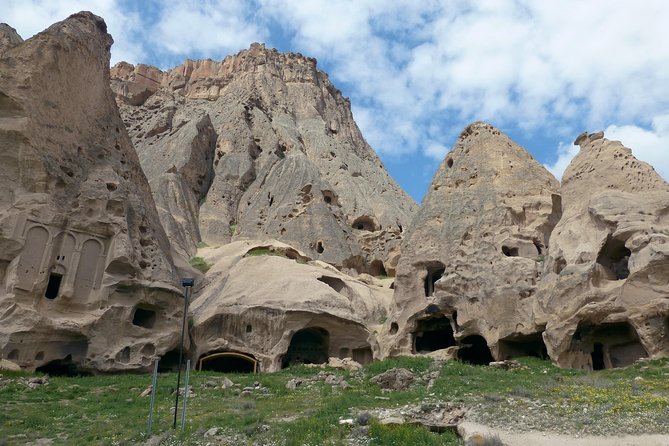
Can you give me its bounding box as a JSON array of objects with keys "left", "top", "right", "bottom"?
[
  {"left": 199, "top": 351, "right": 257, "bottom": 373},
  {"left": 498, "top": 333, "right": 548, "bottom": 360},
  {"left": 458, "top": 335, "right": 494, "bottom": 365},
  {"left": 44, "top": 273, "right": 62, "bottom": 299},
  {"left": 413, "top": 316, "right": 456, "bottom": 353},
  {"left": 424, "top": 264, "right": 445, "bottom": 297},
  {"left": 281, "top": 327, "right": 329, "bottom": 368},
  {"left": 596, "top": 237, "right": 631, "bottom": 280},
  {"left": 36, "top": 354, "right": 90, "bottom": 377}
]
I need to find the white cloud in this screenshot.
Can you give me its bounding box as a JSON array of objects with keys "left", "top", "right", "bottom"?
[
  {"left": 424, "top": 143, "right": 449, "bottom": 161},
  {"left": 544, "top": 142, "right": 579, "bottom": 182}
]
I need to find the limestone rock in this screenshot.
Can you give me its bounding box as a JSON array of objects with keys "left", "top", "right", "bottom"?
[
  {"left": 0, "top": 24, "right": 23, "bottom": 55},
  {"left": 536, "top": 133, "right": 669, "bottom": 369},
  {"left": 110, "top": 43, "right": 417, "bottom": 273},
  {"left": 189, "top": 239, "right": 391, "bottom": 372},
  {"left": 383, "top": 122, "right": 561, "bottom": 363},
  {"left": 0, "top": 13, "right": 182, "bottom": 373}
]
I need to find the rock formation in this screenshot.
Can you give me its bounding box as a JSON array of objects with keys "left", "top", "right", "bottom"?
[
  {"left": 0, "top": 13, "right": 184, "bottom": 373},
  {"left": 189, "top": 239, "right": 393, "bottom": 372},
  {"left": 109, "top": 44, "right": 417, "bottom": 274},
  {"left": 382, "top": 122, "right": 562, "bottom": 364},
  {"left": 536, "top": 133, "right": 669, "bottom": 369}
]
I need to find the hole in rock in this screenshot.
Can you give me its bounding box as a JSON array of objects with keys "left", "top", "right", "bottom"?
[
  {"left": 413, "top": 316, "right": 456, "bottom": 353},
  {"left": 246, "top": 324, "right": 253, "bottom": 333},
  {"left": 592, "top": 343, "right": 605, "bottom": 370},
  {"left": 498, "top": 333, "right": 548, "bottom": 360},
  {"left": 316, "top": 241, "right": 324, "bottom": 254},
  {"left": 446, "top": 157, "right": 454, "bottom": 168},
  {"left": 318, "top": 276, "right": 347, "bottom": 294},
  {"left": 369, "top": 260, "right": 387, "bottom": 277},
  {"left": 424, "top": 263, "right": 445, "bottom": 297},
  {"left": 158, "top": 349, "right": 182, "bottom": 372},
  {"left": 458, "top": 335, "right": 494, "bottom": 365},
  {"left": 502, "top": 246, "right": 519, "bottom": 257},
  {"left": 35, "top": 351, "right": 44, "bottom": 360},
  {"left": 282, "top": 327, "right": 329, "bottom": 368},
  {"left": 351, "top": 216, "right": 377, "bottom": 232},
  {"left": 597, "top": 237, "right": 631, "bottom": 280},
  {"left": 199, "top": 351, "right": 257, "bottom": 373},
  {"left": 573, "top": 322, "right": 647, "bottom": 370},
  {"left": 44, "top": 273, "right": 63, "bottom": 299},
  {"left": 389, "top": 322, "right": 399, "bottom": 334},
  {"left": 352, "top": 347, "right": 373, "bottom": 365},
  {"left": 36, "top": 354, "right": 90, "bottom": 377},
  {"left": 132, "top": 307, "right": 157, "bottom": 329}
]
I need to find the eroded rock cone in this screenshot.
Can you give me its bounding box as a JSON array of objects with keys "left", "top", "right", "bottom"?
[
  {"left": 537, "top": 132, "right": 669, "bottom": 369},
  {"left": 383, "top": 122, "right": 561, "bottom": 362},
  {"left": 0, "top": 12, "right": 183, "bottom": 373},
  {"left": 110, "top": 43, "right": 417, "bottom": 274}
]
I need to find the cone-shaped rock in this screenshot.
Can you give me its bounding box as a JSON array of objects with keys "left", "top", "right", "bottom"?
[
  {"left": 110, "top": 43, "right": 417, "bottom": 273},
  {"left": 537, "top": 132, "right": 669, "bottom": 369},
  {"left": 0, "top": 23, "right": 23, "bottom": 55},
  {"left": 0, "top": 13, "right": 183, "bottom": 373},
  {"left": 382, "top": 122, "right": 561, "bottom": 363}
]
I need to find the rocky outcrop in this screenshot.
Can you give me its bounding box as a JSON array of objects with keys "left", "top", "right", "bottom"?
[
  {"left": 110, "top": 44, "right": 417, "bottom": 273},
  {"left": 0, "top": 13, "right": 184, "bottom": 373},
  {"left": 536, "top": 133, "right": 669, "bottom": 369},
  {"left": 189, "top": 239, "right": 393, "bottom": 372},
  {"left": 0, "top": 23, "right": 23, "bottom": 55},
  {"left": 382, "top": 123, "right": 562, "bottom": 363}
]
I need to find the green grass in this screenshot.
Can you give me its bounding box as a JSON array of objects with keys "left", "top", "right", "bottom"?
[
  {"left": 245, "top": 248, "right": 287, "bottom": 258},
  {"left": 1, "top": 357, "right": 668, "bottom": 445},
  {"left": 189, "top": 256, "right": 211, "bottom": 273}
]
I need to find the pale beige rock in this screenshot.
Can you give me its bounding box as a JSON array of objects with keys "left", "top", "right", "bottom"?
[
  {"left": 382, "top": 122, "right": 561, "bottom": 363},
  {"left": 190, "top": 239, "right": 391, "bottom": 372},
  {"left": 0, "top": 358, "right": 20, "bottom": 371},
  {"left": 536, "top": 133, "right": 669, "bottom": 369},
  {"left": 0, "top": 13, "right": 183, "bottom": 373},
  {"left": 0, "top": 24, "right": 23, "bottom": 55},
  {"left": 110, "top": 44, "right": 417, "bottom": 273}
]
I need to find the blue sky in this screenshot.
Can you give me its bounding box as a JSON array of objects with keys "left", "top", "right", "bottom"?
[{"left": 3, "top": 0, "right": 669, "bottom": 202}]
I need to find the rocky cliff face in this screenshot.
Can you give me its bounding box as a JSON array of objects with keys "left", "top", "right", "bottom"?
[
  {"left": 382, "top": 122, "right": 561, "bottom": 363},
  {"left": 536, "top": 133, "right": 669, "bottom": 369},
  {"left": 0, "top": 13, "right": 184, "bottom": 373},
  {"left": 110, "top": 44, "right": 417, "bottom": 274}
]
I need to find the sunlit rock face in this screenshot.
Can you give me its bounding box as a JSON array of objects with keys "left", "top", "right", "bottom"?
[
  {"left": 536, "top": 132, "right": 669, "bottom": 370},
  {"left": 381, "top": 122, "right": 562, "bottom": 364},
  {"left": 110, "top": 43, "right": 417, "bottom": 275},
  {"left": 0, "top": 13, "right": 183, "bottom": 374}
]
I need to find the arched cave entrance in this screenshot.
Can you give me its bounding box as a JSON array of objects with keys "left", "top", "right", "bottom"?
[
  {"left": 458, "top": 335, "right": 494, "bottom": 365},
  {"left": 351, "top": 216, "right": 378, "bottom": 232},
  {"left": 36, "top": 354, "right": 90, "bottom": 377},
  {"left": 158, "top": 349, "right": 182, "bottom": 372},
  {"left": 498, "top": 333, "right": 548, "bottom": 360},
  {"left": 281, "top": 327, "right": 329, "bottom": 368},
  {"left": 413, "top": 316, "right": 456, "bottom": 353},
  {"left": 573, "top": 322, "right": 647, "bottom": 370},
  {"left": 199, "top": 351, "right": 258, "bottom": 373},
  {"left": 596, "top": 237, "right": 631, "bottom": 280},
  {"left": 424, "top": 263, "right": 445, "bottom": 297}
]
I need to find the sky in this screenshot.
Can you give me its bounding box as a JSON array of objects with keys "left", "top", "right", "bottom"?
[{"left": 3, "top": 0, "right": 668, "bottom": 203}]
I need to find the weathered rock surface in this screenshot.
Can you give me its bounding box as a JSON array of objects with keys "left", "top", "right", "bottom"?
[
  {"left": 189, "top": 239, "right": 392, "bottom": 372},
  {"left": 110, "top": 44, "right": 417, "bottom": 273},
  {"left": 536, "top": 133, "right": 669, "bottom": 369},
  {"left": 382, "top": 122, "right": 561, "bottom": 363},
  {"left": 0, "top": 13, "right": 184, "bottom": 373}
]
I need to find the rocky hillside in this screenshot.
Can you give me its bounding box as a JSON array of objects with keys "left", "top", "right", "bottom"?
[{"left": 109, "top": 45, "right": 417, "bottom": 275}]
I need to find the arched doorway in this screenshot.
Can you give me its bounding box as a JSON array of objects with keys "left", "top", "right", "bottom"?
[
  {"left": 458, "top": 335, "right": 494, "bottom": 365},
  {"left": 281, "top": 327, "right": 329, "bottom": 368},
  {"left": 198, "top": 351, "right": 258, "bottom": 373}
]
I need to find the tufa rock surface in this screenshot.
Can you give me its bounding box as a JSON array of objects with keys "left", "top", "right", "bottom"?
[
  {"left": 536, "top": 133, "right": 669, "bottom": 369},
  {"left": 0, "top": 13, "right": 184, "bottom": 373},
  {"left": 110, "top": 44, "right": 417, "bottom": 273},
  {"left": 382, "top": 122, "right": 562, "bottom": 363}
]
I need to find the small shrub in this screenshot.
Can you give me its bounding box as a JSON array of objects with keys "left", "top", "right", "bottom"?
[
  {"left": 196, "top": 241, "right": 209, "bottom": 248},
  {"left": 229, "top": 223, "right": 238, "bottom": 236},
  {"left": 246, "top": 248, "right": 286, "bottom": 258},
  {"left": 189, "top": 256, "right": 211, "bottom": 273}
]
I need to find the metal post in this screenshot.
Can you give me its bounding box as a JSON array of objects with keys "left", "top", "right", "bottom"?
[
  {"left": 148, "top": 359, "right": 159, "bottom": 435},
  {"left": 173, "top": 278, "right": 194, "bottom": 429},
  {"left": 181, "top": 359, "right": 191, "bottom": 432}
]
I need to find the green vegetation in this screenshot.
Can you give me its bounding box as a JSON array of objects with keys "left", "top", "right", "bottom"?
[
  {"left": 229, "top": 223, "right": 238, "bottom": 236},
  {"left": 189, "top": 256, "right": 211, "bottom": 273},
  {"left": 245, "top": 248, "right": 287, "bottom": 258},
  {"left": 196, "top": 241, "right": 209, "bottom": 249},
  {"left": 1, "top": 357, "right": 668, "bottom": 445}
]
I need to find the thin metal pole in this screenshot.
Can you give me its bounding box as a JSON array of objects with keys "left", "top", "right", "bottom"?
[
  {"left": 181, "top": 359, "right": 191, "bottom": 432},
  {"left": 148, "top": 359, "right": 159, "bottom": 435},
  {"left": 172, "top": 284, "right": 191, "bottom": 429}
]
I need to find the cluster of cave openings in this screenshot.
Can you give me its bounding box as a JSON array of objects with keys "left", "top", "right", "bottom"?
[
  {"left": 424, "top": 263, "right": 445, "bottom": 297},
  {"left": 132, "top": 306, "right": 157, "bottom": 329},
  {"left": 458, "top": 335, "right": 494, "bottom": 365},
  {"left": 574, "top": 322, "right": 647, "bottom": 370},
  {"left": 281, "top": 327, "right": 329, "bottom": 368},
  {"left": 413, "top": 316, "right": 456, "bottom": 353},
  {"left": 596, "top": 237, "right": 631, "bottom": 280},
  {"left": 199, "top": 351, "right": 258, "bottom": 373},
  {"left": 498, "top": 333, "right": 548, "bottom": 360}
]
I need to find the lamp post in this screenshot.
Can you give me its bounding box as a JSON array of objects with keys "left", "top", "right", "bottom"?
[{"left": 173, "top": 278, "right": 194, "bottom": 429}]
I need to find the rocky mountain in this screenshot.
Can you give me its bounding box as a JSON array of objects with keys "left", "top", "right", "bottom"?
[
  {"left": 0, "top": 13, "right": 184, "bottom": 373},
  {"left": 109, "top": 45, "right": 418, "bottom": 275}
]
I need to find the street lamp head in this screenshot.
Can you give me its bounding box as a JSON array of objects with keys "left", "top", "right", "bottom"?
[{"left": 181, "top": 278, "right": 194, "bottom": 287}]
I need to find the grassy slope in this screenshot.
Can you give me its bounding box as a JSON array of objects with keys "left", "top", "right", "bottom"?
[{"left": 1, "top": 357, "right": 668, "bottom": 445}]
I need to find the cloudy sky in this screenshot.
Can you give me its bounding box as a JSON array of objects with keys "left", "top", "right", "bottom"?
[{"left": 3, "top": 0, "right": 668, "bottom": 202}]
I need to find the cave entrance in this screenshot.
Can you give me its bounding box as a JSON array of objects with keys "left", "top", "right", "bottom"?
[
  {"left": 158, "top": 349, "right": 182, "bottom": 372},
  {"left": 424, "top": 263, "right": 445, "bottom": 297},
  {"left": 458, "top": 335, "right": 494, "bottom": 365},
  {"left": 573, "top": 322, "right": 647, "bottom": 370},
  {"left": 35, "top": 354, "right": 90, "bottom": 377},
  {"left": 198, "top": 351, "right": 258, "bottom": 373},
  {"left": 352, "top": 347, "right": 373, "bottom": 365},
  {"left": 498, "top": 333, "right": 548, "bottom": 360},
  {"left": 44, "top": 273, "right": 63, "bottom": 299},
  {"left": 281, "top": 327, "right": 329, "bottom": 368},
  {"left": 597, "top": 237, "right": 631, "bottom": 280},
  {"left": 413, "top": 316, "right": 456, "bottom": 353},
  {"left": 132, "top": 306, "right": 157, "bottom": 329}
]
